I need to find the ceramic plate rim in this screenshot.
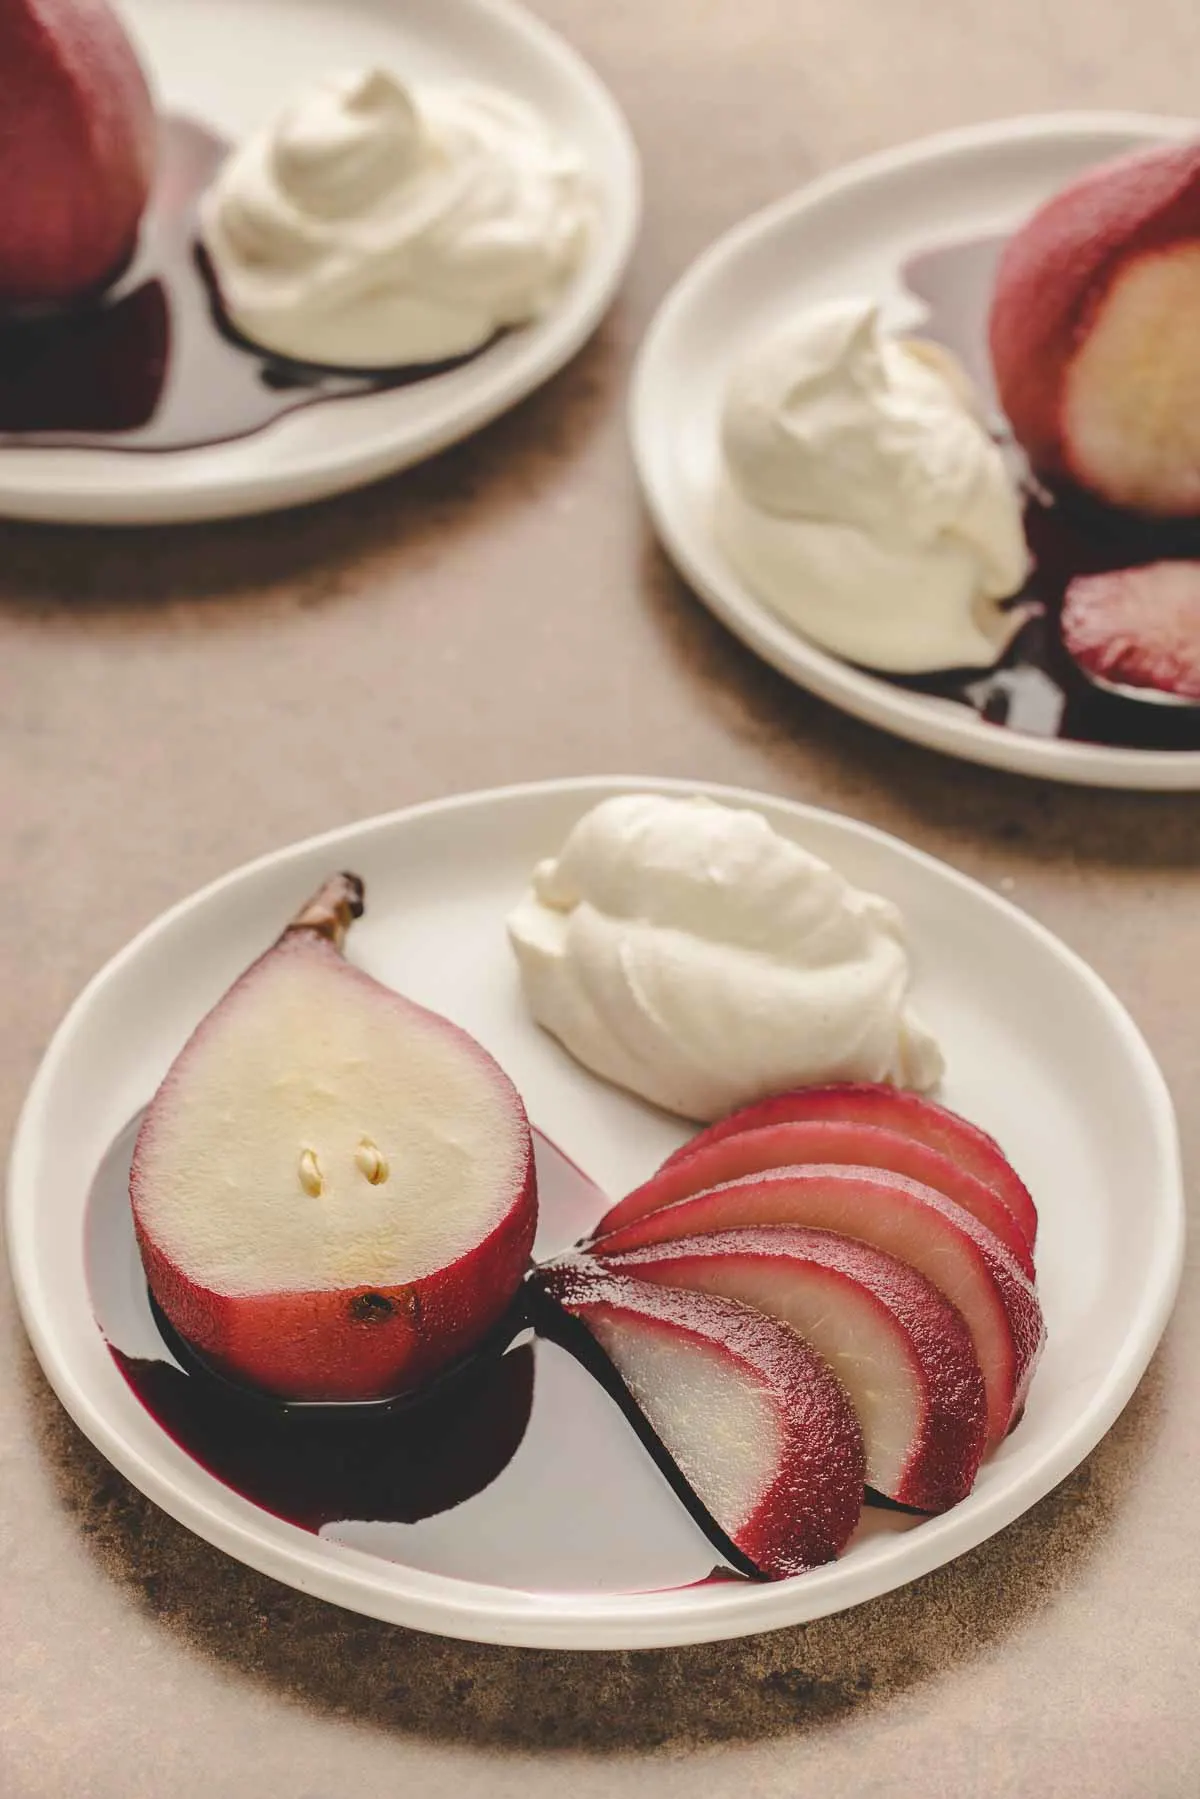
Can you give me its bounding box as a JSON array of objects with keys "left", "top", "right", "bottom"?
[
  {"left": 6, "top": 776, "right": 1185, "bottom": 1648},
  {"left": 0, "top": 0, "right": 641, "bottom": 525},
  {"left": 629, "top": 111, "right": 1200, "bottom": 791}
]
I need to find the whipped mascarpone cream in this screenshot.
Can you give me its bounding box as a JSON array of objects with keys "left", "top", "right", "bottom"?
[
  {"left": 715, "top": 299, "right": 1032, "bottom": 673},
  {"left": 507, "top": 793, "right": 944, "bottom": 1121},
  {"left": 200, "top": 68, "right": 593, "bottom": 368}
]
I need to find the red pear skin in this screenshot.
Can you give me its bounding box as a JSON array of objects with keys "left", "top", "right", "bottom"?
[
  {"left": 537, "top": 1258, "right": 866, "bottom": 1578},
  {"left": 0, "top": 0, "right": 157, "bottom": 303},
  {"left": 599, "top": 1118, "right": 1034, "bottom": 1276},
  {"left": 657, "top": 1084, "right": 1038, "bottom": 1250},
  {"left": 989, "top": 142, "right": 1200, "bottom": 515},
  {"left": 131, "top": 875, "right": 537, "bottom": 1403}
]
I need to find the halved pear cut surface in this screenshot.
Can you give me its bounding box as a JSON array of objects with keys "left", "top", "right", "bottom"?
[{"left": 133, "top": 937, "right": 530, "bottom": 1295}]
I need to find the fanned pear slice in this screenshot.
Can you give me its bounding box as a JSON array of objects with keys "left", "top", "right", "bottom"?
[
  {"left": 132, "top": 874, "right": 536, "bottom": 1402},
  {"left": 599, "top": 1118, "right": 1034, "bottom": 1276},
  {"left": 659, "top": 1084, "right": 1038, "bottom": 1250},
  {"left": 594, "top": 1228, "right": 988, "bottom": 1513},
  {"left": 536, "top": 1258, "right": 865, "bottom": 1578},
  {"left": 591, "top": 1164, "right": 1044, "bottom": 1448}
]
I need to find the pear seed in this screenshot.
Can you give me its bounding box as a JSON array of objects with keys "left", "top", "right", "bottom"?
[
  {"left": 298, "top": 1148, "right": 323, "bottom": 1197},
  {"left": 355, "top": 1138, "right": 389, "bottom": 1185}
]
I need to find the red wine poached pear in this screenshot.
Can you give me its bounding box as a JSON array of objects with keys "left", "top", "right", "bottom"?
[{"left": 895, "top": 233, "right": 1200, "bottom": 752}]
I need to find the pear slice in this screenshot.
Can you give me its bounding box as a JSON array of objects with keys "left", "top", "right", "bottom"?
[
  {"left": 598, "top": 1118, "right": 1034, "bottom": 1276},
  {"left": 658, "top": 1083, "right": 1039, "bottom": 1250},
  {"left": 535, "top": 1258, "right": 865, "bottom": 1578},
  {"left": 131, "top": 874, "right": 536, "bottom": 1402},
  {"left": 590, "top": 1163, "right": 1044, "bottom": 1449},
  {"left": 592, "top": 1229, "right": 988, "bottom": 1513}
]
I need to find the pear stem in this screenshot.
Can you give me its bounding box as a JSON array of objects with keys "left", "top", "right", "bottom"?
[{"left": 283, "top": 872, "right": 365, "bottom": 953}]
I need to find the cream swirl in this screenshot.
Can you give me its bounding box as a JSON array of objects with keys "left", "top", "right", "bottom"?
[
  {"left": 507, "top": 793, "right": 944, "bottom": 1122},
  {"left": 715, "top": 299, "right": 1033, "bottom": 673},
  {"left": 200, "top": 68, "right": 594, "bottom": 367}
]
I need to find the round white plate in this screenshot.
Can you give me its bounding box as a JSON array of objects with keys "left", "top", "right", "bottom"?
[
  {"left": 630, "top": 113, "right": 1200, "bottom": 791},
  {"left": 0, "top": 0, "right": 639, "bottom": 524},
  {"left": 6, "top": 777, "right": 1184, "bottom": 1648}
]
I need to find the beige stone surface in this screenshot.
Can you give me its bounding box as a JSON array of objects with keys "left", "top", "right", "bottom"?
[{"left": 2, "top": 2, "right": 1199, "bottom": 1794}]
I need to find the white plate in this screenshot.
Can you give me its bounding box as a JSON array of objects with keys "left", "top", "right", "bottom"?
[
  {"left": 630, "top": 113, "right": 1200, "bottom": 791},
  {"left": 6, "top": 777, "right": 1184, "bottom": 1647},
  {"left": 0, "top": 0, "right": 639, "bottom": 524}
]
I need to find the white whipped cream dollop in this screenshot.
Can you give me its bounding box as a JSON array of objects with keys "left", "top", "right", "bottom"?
[
  {"left": 507, "top": 793, "right": 944, "bottom": 1122},
  {"left": 715, "top": 299, "right": 1032, "bottom": 672},
  {"left": 200, "top": 68, "right": 593, "bottom": 367}
]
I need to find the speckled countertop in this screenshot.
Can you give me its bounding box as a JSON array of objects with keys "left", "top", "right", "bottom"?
[{"left": 2, "top": 3, "right": 1198, "bottom": 1795}]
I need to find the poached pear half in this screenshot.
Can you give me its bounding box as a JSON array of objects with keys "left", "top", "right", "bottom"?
[{"left": 131, "top": 874, "right": 537, "bottom": 1402}]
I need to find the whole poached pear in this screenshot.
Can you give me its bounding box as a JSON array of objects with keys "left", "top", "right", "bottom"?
[
  {"left": 0, "top": 0, "right": 157, "bottom": 304},
  {"left": 989, "top": 140, "right": 1200, "bottom": 517},
  {"left": 131, "top": 874, "right": 538, "bottom": 1402}
]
